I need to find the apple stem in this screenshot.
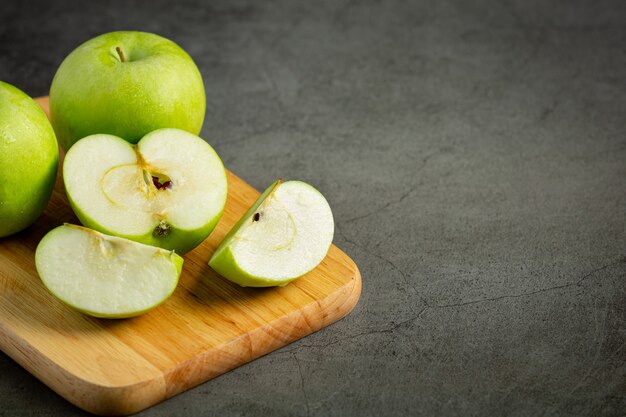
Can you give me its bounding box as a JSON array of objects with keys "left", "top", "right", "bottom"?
[{"left": 116, "top": 46, "right": 126, "bottom": 63}]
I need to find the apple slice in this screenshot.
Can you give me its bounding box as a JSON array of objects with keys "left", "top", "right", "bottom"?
[
  {"left": 209, "top": 180, "right": 334, "bottom": 287},
  {"left": 35, "top": 224, "right": 183, "bottom": 318},
  {"left": 63, "top": 128, "right": 227, "bottom": 254}
]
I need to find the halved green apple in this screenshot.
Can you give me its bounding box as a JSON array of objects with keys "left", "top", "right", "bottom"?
[
  {"left": 35, "top": 224, "right": 183, "bottom": 318},
  {"left": 209, "top": 180, "right": 334, "bottom": 287},
  {"left": 63, "top": 128, "right": 227, "bottom": 254}
]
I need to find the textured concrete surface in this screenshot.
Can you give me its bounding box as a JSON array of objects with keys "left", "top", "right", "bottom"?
[{"left": 2, "top": 0, "right": 626, "bottom": 416}]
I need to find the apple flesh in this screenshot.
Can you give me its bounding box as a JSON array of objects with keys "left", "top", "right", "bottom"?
[
  {"left": 63, "top": 128, "right": 227, "bottom": 254},
  {"left": 209, "top": 180, "right": 334, "bottom": 287},
  {"left": 0, "top": 81, "right": 58, "bottom": 237},
  {"left": 35, "top": 224, "right": 183, "bottom": 318},
  {"left": 50, "top": 31, "right": 205, "bottom": 150}
]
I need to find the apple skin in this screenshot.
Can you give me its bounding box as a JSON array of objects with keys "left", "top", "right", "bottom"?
[
  {"left": 66, "top": 192, "right": 222, "bottom": 255},
  {"left": 0, "top": 82, "right": 58, "bottom": 237},
  {"left": 50, "top": 31, "right": 205, "bottom": 150},
  {"left": 209, "top": 244, "right": 302, "bottom": 288}
]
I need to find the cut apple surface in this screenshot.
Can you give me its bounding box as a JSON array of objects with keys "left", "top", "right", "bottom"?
[
  {"left": 63, "top": 128, "right": 227, "bottom": 254},
  {"left": 35, "top": 224, "right": 183, "bottom": 318},
  {"left": 209, "top": 180, "right": 334, "bottom": 287}
]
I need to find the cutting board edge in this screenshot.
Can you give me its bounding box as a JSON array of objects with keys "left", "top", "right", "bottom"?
[
  {"left": 1, "top": 263, "right": 361, "bottom": 416},
  {"left": 157, "top": 262, "right": 362, "bottom": 408},
  {"left": 0, "top": 317, "right": 167, "bottom": 415}
]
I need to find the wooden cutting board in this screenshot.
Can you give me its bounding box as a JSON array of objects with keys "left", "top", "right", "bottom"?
[{"left": 0, "top": 97, "right": 361, "bottom": 416}]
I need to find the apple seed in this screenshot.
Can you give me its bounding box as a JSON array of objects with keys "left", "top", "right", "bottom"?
[
  {"left": 253, "top": 212, "right": 261, "bottom": 222},
  {"left": 151, "top": 175, "right": 172, "bottom": 190}
]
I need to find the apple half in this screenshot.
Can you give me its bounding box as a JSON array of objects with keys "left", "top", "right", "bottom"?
[
  {"left": 35, "top": 224, "right": 183, "bottom": 318},
  {"left": 63, "top": 128, "right": 227, "bottom": 254},
  {"left": 209, "top": 180, "right": 334, "bottom": 287}
]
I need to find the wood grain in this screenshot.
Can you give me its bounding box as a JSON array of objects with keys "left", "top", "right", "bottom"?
[{"left": 0, "top": 97, "right": 361, "bottom": 416}]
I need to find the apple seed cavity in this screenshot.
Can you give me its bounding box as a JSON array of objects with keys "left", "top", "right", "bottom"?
[{"left": 141, "top": 168, "right": 172, "bottom": 191}]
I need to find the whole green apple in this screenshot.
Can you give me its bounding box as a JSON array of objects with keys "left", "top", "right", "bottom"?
[
  {"left": 50, "top": 31, "right": 205, "bottom": 150},
  {"left": 0, "top": 82, "right": 58, "bottom": 237}
]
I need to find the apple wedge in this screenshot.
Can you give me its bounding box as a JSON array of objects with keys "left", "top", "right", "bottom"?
[
  {"left": 63, "top": 128, "right": 227, "bottom": 254},
  {"left": 209, "top": 180, "right": 334, "bottom": 287},
  {"left": 35, "top": 224, "right": 183, "bottom": 318}
]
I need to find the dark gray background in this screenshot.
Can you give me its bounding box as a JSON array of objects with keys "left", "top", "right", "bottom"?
[{"left": 2, "top": 0, "right": 626, "bottom": 416}]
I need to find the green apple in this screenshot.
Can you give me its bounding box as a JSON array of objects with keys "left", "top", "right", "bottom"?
[
  {"left": 0, "top": 81, "right": 58, "bottom": 237},
  {"left": 62, "top": 128, "right": 227, "bottom": 254},
  {"left": 36, "top": 224, "right": 183, "bottom": 318},
  {"left": 50, "top": 31, "right": 205, "bottom": 150},
  {"left": 209, "top": 180, "right": 334, "bottom": 287}
]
